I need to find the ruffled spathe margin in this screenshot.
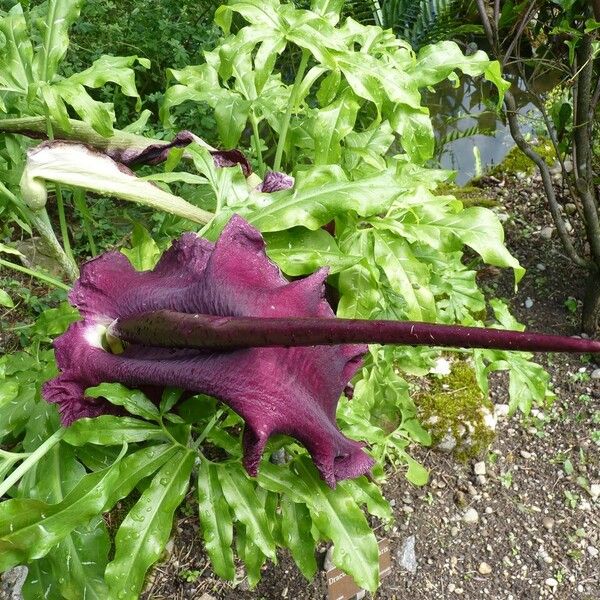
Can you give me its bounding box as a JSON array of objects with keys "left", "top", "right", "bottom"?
[{"left": 43, "top": 216, "right": 373, "bottom": 486}]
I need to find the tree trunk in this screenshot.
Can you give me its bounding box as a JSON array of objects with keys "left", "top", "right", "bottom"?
[{"left": 583, "top": 273, "right": 600, "bottom": 335}]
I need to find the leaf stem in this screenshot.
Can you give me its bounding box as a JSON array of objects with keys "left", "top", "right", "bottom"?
[
  {"left": 0, "top": 429, "right": 65, "bottom": 498},
  {"left": 273, "top": 49, "right": 310, "bottom": 172},
  {"left": 73, "top": 188, "right": 97, "bottom": 256},
  {"left": 249, "top": 111, "right": 264, "bottom": 175},
  {"left": 0, "top": 257, "right": 70, "bottom": 290},
  {"left": 192, "top": 409, "right": 224, "bottom": 450},
  {"left": 54, "top": 183, "right": 75, "bottom": 262}
]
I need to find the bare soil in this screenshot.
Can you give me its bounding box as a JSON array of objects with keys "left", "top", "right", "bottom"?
[{"left": 142, "top": 170, "right": 600, "bottom": 600}]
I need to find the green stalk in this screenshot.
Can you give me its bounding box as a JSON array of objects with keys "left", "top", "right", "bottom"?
[
  {"left": 0, "top": 116, "right": 216, "bottom": 158},
  {"left": 192, "top": 409, "right": 224, "bottom": 450},
  {"left": 0, "top": 179, "right": 79, "bottom": 279},
  {"left": 273, "top": 49, "right": 310, "bottom": 172},
  {"left": 54, "top": 183, "right": 74, "bottom": 262},
  {"left": 45, "top": 109, "right": 77, "bottom": 269},
  {"left": 0, "top": 257, "right": 70, "bottom": 291},
  {"left": 73, "top": 188, "right": 97, "bottom": 256},
  {"left": 250, "top": 111, "right": 265, "bottom": 175},
  {"left": 0, "top": 429, "right": 65, "bottom": 498}
]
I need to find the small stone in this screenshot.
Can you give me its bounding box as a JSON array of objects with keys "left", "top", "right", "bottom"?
[
  {"left": 271, "top": 448, "right": 287, "bottom": 464},
  {"left": 281, "top": 587, "right": 289, "bottom": 598},
  {"left": 587, "top": 546, "right": 599, "bottom": 558},
  {"left": 565, "top": 203, "right": 577, "bottom": 215},
  {"left": 591, "top": 369, "right": 600, "bottom": 380},
  {"left": 398, "top": 535, "right": 417, "bottom": 574},
  {"left": 436, "top": 432, "right": 457, "bottom": 453},
  {"left": 485, "top": 506, "right": 493, "bottom": 514},
  {"left": 476, "top": 475, "right": 487, "bottom": 486},
  {"left": 524, "top": 297, "right": 534, "bottom": 309},
  {"left": 536, "top": 263, "right": 546, "bottom": 271},
  {"left": 545, "top": 577, "right": 558, "bottom": 588},
  {"left": 540, "top": 226, "right": 554, "bottom": 240},
  {"left": 542, "top": 517, "right": 555, "bottom": 531},
  {"left": 520, "top": 450, "right": 533, "bottom": 459},
  {"left": 478, "top": 562, "right": 492, "bottom": 575},
  {"left": 463, "top": 508, "right": 479, "bottom": 524},
  {"left": 323, "top": 545, "right": 334, "bottom": 571},
  {"left": 448, "top": 583, "right": 456, "bottom": 593},
  {"left": 454, "top": 491, "right": 468, "bottom": 508},
  {"left": 474, "top": 461, "right": 486, "bottom": 476},
  {"left": 590, "top": 483, "right": 600, "bottom": 500},
  {"left": 355, "top": 591, "right": 366, "bottom": 600},
  {"left": 494, "top": 404, "right": 510, "bottom": 419},
  {"left": 563, "top": 159, "right": 573, "bottom": 173},
  {"left": 200, "top": 595, "right": 216, "bottom": 600},
  {"left": 450, "top": 526, "right": 460, "bottom": 537},
  {"left": 0, "top": 566, "right": 28, "bottom": 600}
]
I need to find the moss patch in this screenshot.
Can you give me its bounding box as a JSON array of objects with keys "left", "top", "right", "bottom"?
[
  {"left": 489, "top": 138, "right": 556, "bottom": 177},
  {"left": 437, "top": 183, "right": 498, "bottom": 208},
  {"left": 417, "top": 360, "right": 495, "bottom": 460}
]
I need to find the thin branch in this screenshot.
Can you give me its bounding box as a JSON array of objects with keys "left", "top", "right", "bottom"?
[
  {"left": 572, "top": 34, "right": 600, "bottom": 267},
  {"left": 503, "top": 2, "right": 538, "bottom": 67},
  {"left": 504, "top": 91, "right": 589, "bottom": 269},
  {"left": 475, "top": 0, "right": 495, "bottom": 49}
]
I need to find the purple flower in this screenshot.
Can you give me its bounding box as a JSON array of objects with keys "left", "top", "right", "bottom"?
[
  {"left": 113, "top": 130, "right": 252, "bottom": 176},
  {"left": 43, "top": 216, "right": 372, "bottom": 486},
  {"left": 257, "top": 171, "right": 295, "bottom": 192}
]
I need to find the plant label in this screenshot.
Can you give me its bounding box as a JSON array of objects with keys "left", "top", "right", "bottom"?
[{"left": 326, "top": 539, "right": 392, "bottom": 600}]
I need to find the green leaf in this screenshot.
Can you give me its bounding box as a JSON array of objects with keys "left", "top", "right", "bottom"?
[
  {"left": 218, "top": 462, "right": 276, "bottom": 559},
  {"left": 293, "top": 456, "right": 379, "bottom": 591},
  {"left": 63, "top": 416, "right": 166, "bottom": 446},
  {"left": 339, "top": 477, "right": 393, "bottom": 522},
  {"left": 34, "top": 0, "right": 82, "bottom": 80},
  {"left": 106, "top": 444, "right": 179, "bottom": 507},
  {"left": 373, "top": 230, "right": 435, "bottom": 321},
  {"left": 312, "top": 91, "right": 360, "bottom": 165},
  {"left": 255, "top": 461, "right": 310, "bottom": 503},
  {"left": 404, "top": 454, "right": 430, "bottom": 486},
  {"left": 215, "top": 95, "right": 251, "bottom": 149},
  {"left": 86, "top": 383, "right": 160, "bottom": 422},
  {"left": 66, "top": 54, "right": 149, "bottom": 108},
  {"left": 0, "top": 447, "right": 125, "bottom": 570},
  {"left": 105, "top": 448, "right": 195, "bottom": 600},
  {"left": 159, "top": 387, "right": 184, "bottom": 415},
  {"left": 265, "top": 227, "right": 361, "bottom": 276},
  {"left": 236, "top": 524, "right": 267, "bottom": 589},
  {"left": 47, "top": 517, "right": 111, "bottom": 600},
  {"left": 246, "top": 168, "right": 401, "bottom": 232},
  {"left": 385, "top": 206, "right": 524, "bottom": 283},
  {"left": 22, "top": 558, "right": 62, "bottom": 600},
  {"left": 0, "top": 5, "right": 33, "bottom": 95},
  {"left": 197, "top": 459, "right": 235, "bottom": 580},
  {"left": 337, "top": 229, "right": 382, "bottom": 319},
  {"left": 0, "top": 289, "right": 14, "bottom": 308},
  {"left": 121, "top": 223, "right": 161, "bottom": 271},
  {"left": 280, "top": 496, "right": 317, "bottom": 579},
  {"left": 407, "top": 41, "right": 510, "bottom": 107}
]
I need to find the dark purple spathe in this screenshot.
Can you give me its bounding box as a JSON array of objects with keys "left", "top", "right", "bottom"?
[{"left": 43, "top": 216, "right": 372, "bottom": 486}]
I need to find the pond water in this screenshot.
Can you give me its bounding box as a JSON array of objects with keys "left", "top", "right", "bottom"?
[{"left": 425, "top": 74, "right": 557, "bottom": 184}]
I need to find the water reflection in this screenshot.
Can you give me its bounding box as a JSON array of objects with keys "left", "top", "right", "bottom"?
[{"left": 425, "top": 74, "right": 558, "bottom": 184}]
